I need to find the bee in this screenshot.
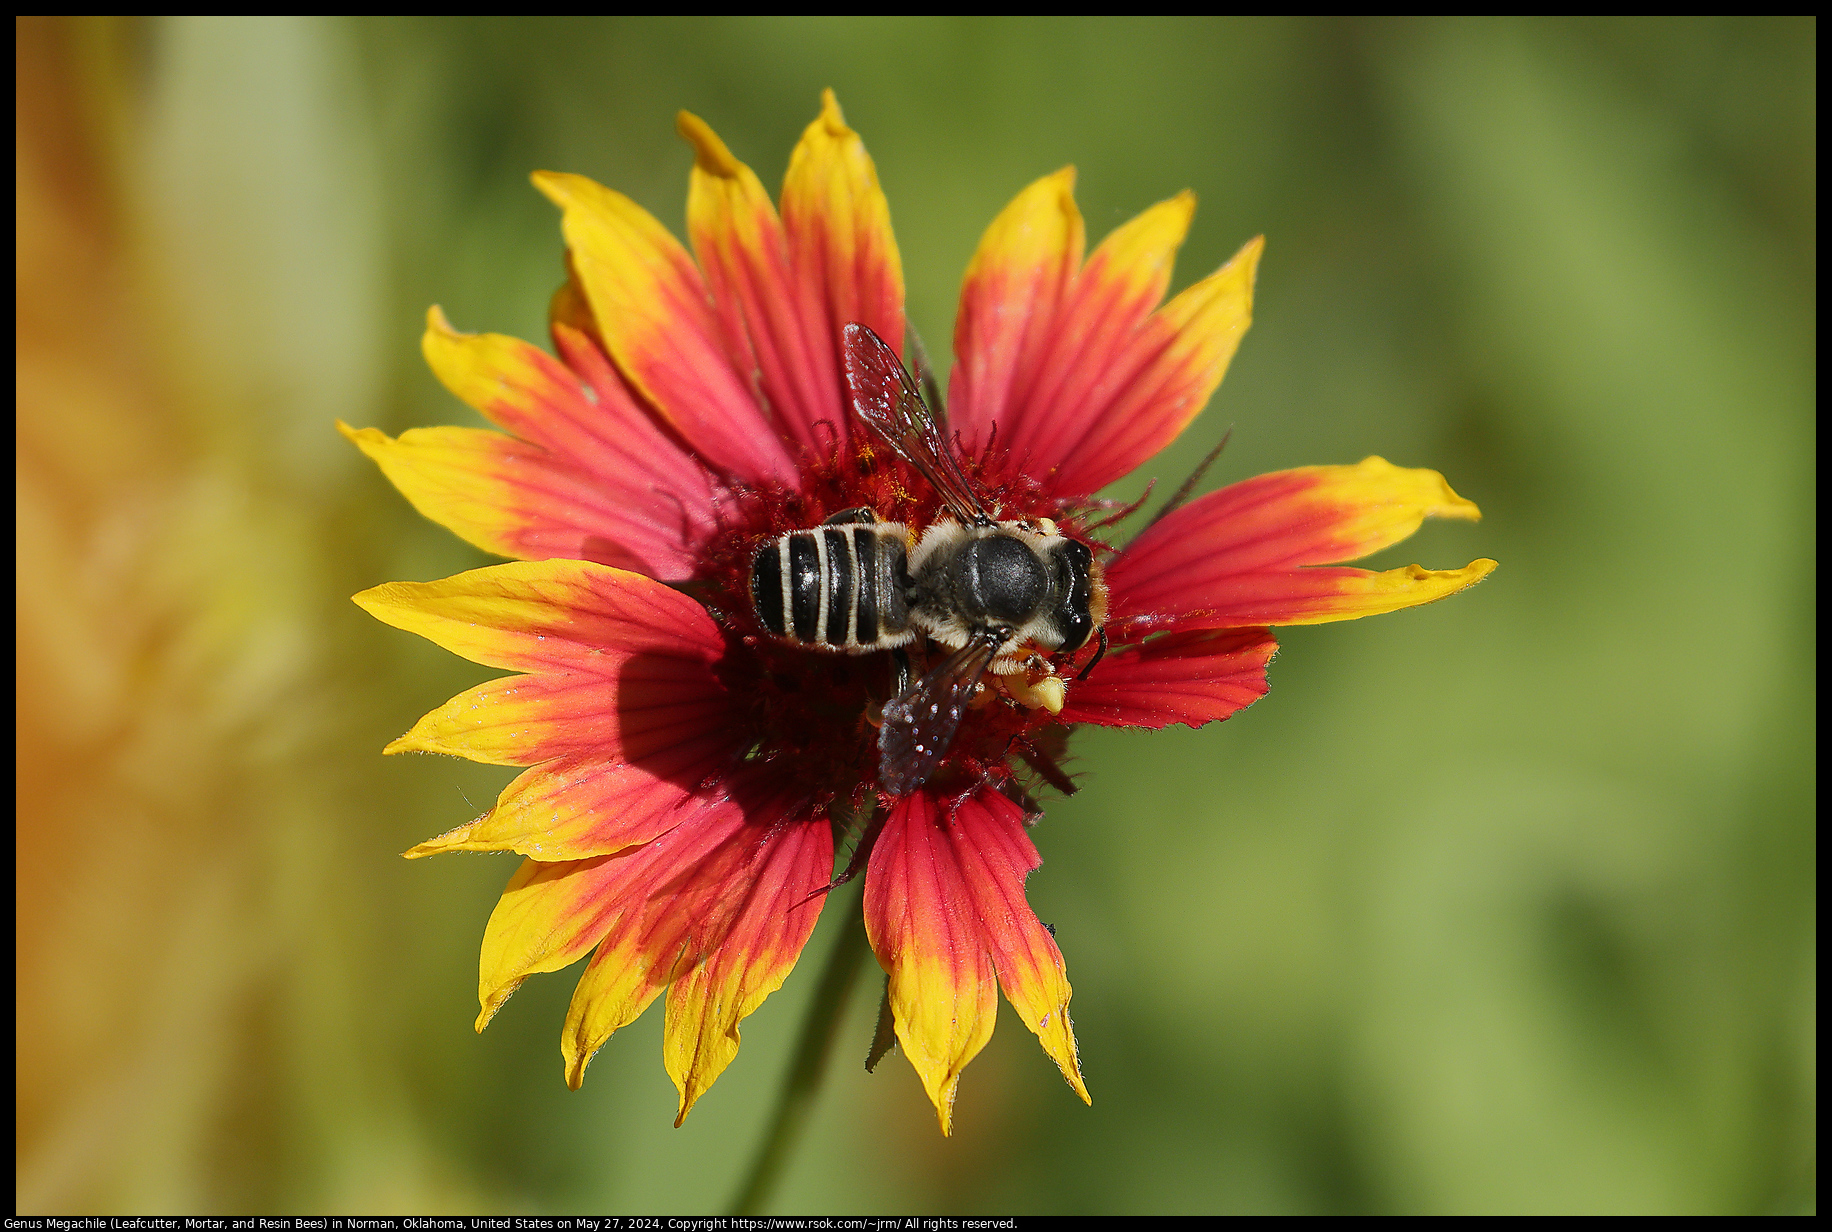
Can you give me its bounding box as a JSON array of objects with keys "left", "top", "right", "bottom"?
[{"left": 748, "top": 323, "right": 1108, "bottom": 794}]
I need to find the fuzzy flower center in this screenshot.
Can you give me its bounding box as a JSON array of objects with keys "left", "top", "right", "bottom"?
[{"left": 692, "top": 437, "right": 1099, "bottom": 808}]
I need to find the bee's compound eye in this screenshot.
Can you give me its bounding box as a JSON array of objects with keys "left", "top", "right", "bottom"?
[
  {"left": 963, "top": 534, "right": 1048, "bottom": 623},
  {"left": 1050, "top": 540, "right": 1095, "bottom": 651}
]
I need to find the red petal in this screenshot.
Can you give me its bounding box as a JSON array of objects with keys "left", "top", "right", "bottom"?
[
  {"left": 864, "top": 787, "right": 1086, "bottom": 1134},
  {"left": 1108, "top": 458, "right": 1492, "bottom": 631},
  {"left": 405, "top": 731, "right": 736, "bottom": 861},
  {"left": 354, "top": 558, "right": 725, "bottom": 675},
  {"left": 534, "top": 171, "right": 798, "bottom": 485},
  {"left": 967, "top": 194, "right": 1196, "bottom": 496},
  {"left": 779, "top": 90, "right": 906, "bottom": 452},
  {"left": 383, "top": 659, "right": 731, "bottom": 767},
  {"left": 662, "top": 809, "right": 834, "bottom": 1122},
  {"left": 418, "top": 308, "right": 716, "bottom": 575},
  {"left": 557, "top": 778, "right": 828, "bottom": 1093},
  {"left": 679, "top": 111, "right": 846, "bottom": 458},
  {"left": 948, "top": 170, "right": 1084, "bottom": 461},
  {"left": 1050, "top": 236, "right": 1261, "bottom": 495},
  {"left": 1059, "top": 628, "right": 1276, "bottom": 729},
  {"left": 339, "top": 420, "right": 699, "bottom": 577}
]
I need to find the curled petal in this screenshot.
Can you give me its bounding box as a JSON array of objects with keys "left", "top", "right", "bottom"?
[
  {"left": 679, "top": 110, "right": 846, "bottom": 456},
  {"left": 558, "top": 782, "right": 829, "bottom": 1098},
  {"left": 780, "top": 88, "right": 906, "bottom": 448},
  {"left": 353, "top": 558, "right": 724, "bottom": 675},
  {"left": 1109, "top": 457, "right": 1493, "bottom": 632},
  {"left": 533, "top": 171, "right": 797, "bottom": 485},
  {"left": 1059, "top": 628, "right": 1277, "bottom": 729},
  {"left": 948, "top": 169, "right": 1084, "bottom": 456},
  {"left": 865, "top": 788, "right": 1087, "bottom": 1135}
]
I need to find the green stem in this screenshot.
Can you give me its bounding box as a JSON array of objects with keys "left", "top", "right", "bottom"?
[{"left": 728, "top": 880, "right": 872, "bottom": 1215}]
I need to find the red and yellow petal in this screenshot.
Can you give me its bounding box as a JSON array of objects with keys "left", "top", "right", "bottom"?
[
  {"left": 1059, "top": 627, "right": 1277, "bottom": 729},
  {"left": 557, "top": 785, "right": 829, "bottom": 1100},
  {"left": 1054, "top": 235, "right": 1262, "bottom": 498},
  {"left": 948, "top": 169, "right": 1085, "bottom": 457},
  {"left": 353, "top": 558, "right": 724, "bottom": 675},
  {"left": 381, "top": 647, "right": 728, "bottom": 769},
  {"left": 480, "top": 782, "right": 816, "bottom": 1046},
  {"left": 865, "top": 788, "right": 1087, "bottom": 1135},
  {"left": 417, "top": 307, "right": 715, "bottom": 573},
  {"left": 339, "top": 420, "right": 692, "bottom": 576},
  {"left": 475, "top": 854, "right": 623, "bottom": 1031},
  {"left": 404, "top": 734, "right": 734, "bottom": 861},
  {"left": 662, "top": 812, "right": 833, "bottom": 1124},
  {"left": 356, "top": 560, "right": 733, "bottom": 766},
  {"left": 678, "top": 110, "right": 847, "bottom": 456},
  {"left": 1108, "top": 457, "right": 1495, "bottom": 633},
  {"left": 974, "top": 192, "right": 1197, "bottom": 492},
  {"left": 780, "top": 89, "right": 906, "bottom": 443},
  {"left": 1120, "top": 559, "right": 1498, "bottom": 634},
  {"left": 533, "top": 170, "right": 798, "bottom": 485}
]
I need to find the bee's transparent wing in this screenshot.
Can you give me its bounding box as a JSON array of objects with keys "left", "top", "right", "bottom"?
[
  {"left": 842, "top": 322, "right": 992, "bottom": 526},
  {"left": 877, "top": 632, "right": 1001, "bottom": 795}
]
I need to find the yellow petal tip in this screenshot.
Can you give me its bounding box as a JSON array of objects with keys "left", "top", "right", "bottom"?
[
  {"left": 676, "top": 110, "right": 743, "bottom": 177},
  {"left": 403, "top": 818, "right": 481, "bottom": 858},
  {"left": 424, "top": 303, "right": 461, "bottom": 337},
  {"left": 817, "top": 87, "right": 846, "bottom": 132},
  {"left": 530, "top": 169, "right": 590, "bottom": 212}
]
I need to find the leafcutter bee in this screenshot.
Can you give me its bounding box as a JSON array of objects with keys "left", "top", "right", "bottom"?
[{"left": 748, "top": 323, "right": 1108, "bottom": 794}]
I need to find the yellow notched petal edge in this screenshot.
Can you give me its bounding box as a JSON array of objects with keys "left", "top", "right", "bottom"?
[
  {"left": 1083, "top": 189, "right": 1195, "bottom": 304},
  {"left": 1274, "top": 558, "right": 1499, "bottom": 626},
  {"left": 888, "top": 952, "right": 1000, "bottom": 1137},
  {"left": 1311, "top": 455, "right": 1483, "bottom": 556},
  {"left": 676, "top": 106, "right": 783, "bottom": 265},
  {"left": 1153, "top": 233, "right": 1263, "bottom": 390}
]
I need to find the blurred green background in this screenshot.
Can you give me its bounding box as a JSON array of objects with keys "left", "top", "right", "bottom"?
[{"left": 16, "top": 16, "right": 1814, "bottom": 1215}]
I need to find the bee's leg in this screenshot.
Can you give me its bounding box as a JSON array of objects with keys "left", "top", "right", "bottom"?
[
  {"left": 890, "top": 645, "right": 912, "bottom": 696},
  {"left": 822, "top": 506, "right": 876, "bottom": 526}
]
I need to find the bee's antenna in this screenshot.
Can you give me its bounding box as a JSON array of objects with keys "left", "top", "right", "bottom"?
[
  {"left": 903, "top": 320, "right": 947, "bottom": 418},
  {"left": 1125, "top": 426, "right": 1233, "bottom": 547}
]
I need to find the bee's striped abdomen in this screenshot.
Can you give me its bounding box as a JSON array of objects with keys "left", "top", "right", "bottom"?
[{"left": 750, "top": 521, "right": 913, "bottom": 651}]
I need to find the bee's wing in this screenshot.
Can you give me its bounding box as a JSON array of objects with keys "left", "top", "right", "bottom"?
[
  {"left": 877, "top": 632, "right": 1001, "bottom": 795},
  {"left": 842, "top": 322, "right": 992, "bottom": 525}
]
